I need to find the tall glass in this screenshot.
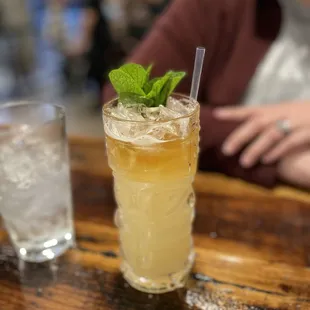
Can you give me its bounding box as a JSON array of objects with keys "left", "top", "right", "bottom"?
[
  {"left": 103, "top": 94, "right": 200, "bottom": 293},
  {"left": 0, "top": 101, "right": 75, "bottom": 262}
]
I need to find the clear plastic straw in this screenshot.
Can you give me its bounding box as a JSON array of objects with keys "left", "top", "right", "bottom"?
[{"left": 190, "top": 47, "right": 205, "bottom": 100}]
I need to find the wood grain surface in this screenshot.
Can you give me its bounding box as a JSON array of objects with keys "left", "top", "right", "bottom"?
[{"left": 0, "top": 137, "right": 310, "bottom": 310}]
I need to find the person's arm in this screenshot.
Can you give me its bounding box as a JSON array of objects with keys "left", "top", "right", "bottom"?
[{"left": 103, "top": 0, "right": 278, "bottom": 188}]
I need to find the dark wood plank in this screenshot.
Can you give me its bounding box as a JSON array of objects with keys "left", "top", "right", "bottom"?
[{"left": 0, "top": 137, "right": 310, "bottom": 309}]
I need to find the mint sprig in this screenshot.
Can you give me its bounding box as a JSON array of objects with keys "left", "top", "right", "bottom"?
[{"left": 109, "top": 63, "right": 186, "bottom": 107}]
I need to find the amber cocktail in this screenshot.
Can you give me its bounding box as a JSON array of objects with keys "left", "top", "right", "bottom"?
[{"left": 103, "top": 94, "right": 200, "bottom": 293}]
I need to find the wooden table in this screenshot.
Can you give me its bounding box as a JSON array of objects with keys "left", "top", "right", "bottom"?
[{"left": 1, "top": 137, "right": 310, "bottom": 310}]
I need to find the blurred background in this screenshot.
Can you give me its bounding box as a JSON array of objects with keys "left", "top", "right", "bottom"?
[{"left": 0, "top": 0, "right": 170, "bottom": 136}]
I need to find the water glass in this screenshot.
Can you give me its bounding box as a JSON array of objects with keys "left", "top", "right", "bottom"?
[{"left": 0, "top": 101, "right": 75, "bottom": 262}]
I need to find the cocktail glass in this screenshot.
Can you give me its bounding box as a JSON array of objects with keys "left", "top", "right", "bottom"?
[{"left": 102, "top": 94, "right": 200, "bottom": 293}]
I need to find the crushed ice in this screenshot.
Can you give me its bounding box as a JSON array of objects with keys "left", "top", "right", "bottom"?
[{"left": 104, "top": 97, "right": 196, "bottom": 144}]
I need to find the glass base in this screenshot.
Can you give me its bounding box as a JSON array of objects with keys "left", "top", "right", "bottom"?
[
  {"left": 16, "top": 235, "right": 75, "bottom": 263},
  {"left": 121, "top": 252, "right": 195, "bottom": 294}
]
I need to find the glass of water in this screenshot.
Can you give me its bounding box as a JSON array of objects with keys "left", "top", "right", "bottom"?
[{"left": 0, "top": 101, "right": 75, "bottom": 262}]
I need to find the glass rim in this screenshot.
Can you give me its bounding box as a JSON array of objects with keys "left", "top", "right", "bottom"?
[
  {"left": 102, "top": 93, "right": 199, "bottom": 124},
  {"left": 0, "top": 101, "right": 66, "bottom": 138},
  {"left": 0, "top": 100, "right": 66, "bottom": 121}
]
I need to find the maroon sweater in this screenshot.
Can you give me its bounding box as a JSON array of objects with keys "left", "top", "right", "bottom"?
[{"left": 103, "top": 0, "right": 282, "bottom": 188}]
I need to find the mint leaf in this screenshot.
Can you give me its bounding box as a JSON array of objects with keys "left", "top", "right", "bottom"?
[
  {"left": 119, "top": 92, "right": 154, "bottom": 107},
  {"left": 109, "top": 63, "right": 186, "bottom": 107},
  {"left": 158, "top": 78, "right": 173, "bottom": 106},
  {"left": 146, "top": 64, "right": 153, "bottom": 80},
  {"left": 156, "top": 71, "right": 186, "bottom": 105},
  {"left": 166, "top": 71, "right": 186, "bottom": 95},
  {"left": 121, "top": 63, "right": 149, "bottom": 88},
  {"left": 109, "top": 63, "right": 148, "bottom": 96},
  {"left": 145, "top": 71, "right": 186, "bottom": 106},
  {"left": 145, "top": 74, "right": 170, "bottom": 100},
  {"left": 143, "top": 77, "right": 160, "bottom": 94}
]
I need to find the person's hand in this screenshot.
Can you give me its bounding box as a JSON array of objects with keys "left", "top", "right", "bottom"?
[
  {"left": 213, "top": 102, "right": 310, "bottom": 167},
  {"left": 277, "top": 147, "right": 310, "bottom": 189}
]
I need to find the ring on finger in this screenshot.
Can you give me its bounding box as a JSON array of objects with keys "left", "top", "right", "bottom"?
[{"left": 276, "top": 119, "right": 292, "bottom": 136}]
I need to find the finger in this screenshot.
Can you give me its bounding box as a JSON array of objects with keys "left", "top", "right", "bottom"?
[
  {"left": 213, "top": 106, "right": 256, "bottom": 121},
  {"left": 239, "top": 126, "right": 284, "bottom": 168},
  {"left": 263, "top": 129, "right": 310, "bottom": 164},
  {"left": 222, "top": 116, "right": 269, "bottom": 156}
]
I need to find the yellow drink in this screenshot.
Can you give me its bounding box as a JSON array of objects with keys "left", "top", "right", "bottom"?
[{"left": 103, "top": 94, "right": 200, "bottom": 293}]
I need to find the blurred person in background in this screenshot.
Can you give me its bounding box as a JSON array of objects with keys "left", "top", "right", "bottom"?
[
  {"left": 121, "top": 0, "right": 170, "bottom": 53},
  {"left": 44, "top": 0, "right": 68, "bottom": 52},
  {"left": 67, "top": 0, "right": 124, "bottom": 104},
  {"left": 104, "top": 0, "right": 310, "bottom": 190},
  {"left": 0, "top": 0, "right": 35, "bottom": 97},
  {"left": 103, "top": 0, "right": 127, "bottom": 41},
  {"left": 40, "top": 0, "right": 74, "bottom": 98}
]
